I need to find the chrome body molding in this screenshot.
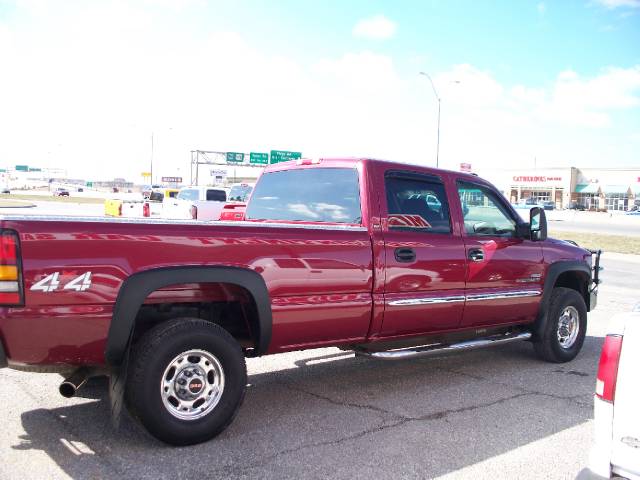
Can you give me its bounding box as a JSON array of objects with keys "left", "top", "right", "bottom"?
[
  {"left": 465, "top": 290, "right": 541, "bottom": 302},
  {"left": 389, "top": 296, "right": 465, "bottom": 306},
  {"left": 388, "top": 290, "right": 541, "bottom": 307},
  {"left": 0, "top": 215, "right": 366, "bottom": 231}
]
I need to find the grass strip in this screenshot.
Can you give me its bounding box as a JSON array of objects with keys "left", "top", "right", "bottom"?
[{"left": 550, "top": 229, "right": 640, "bottom": 255}]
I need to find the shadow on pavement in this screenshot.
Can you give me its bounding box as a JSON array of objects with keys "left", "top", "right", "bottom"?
[{"left": 15, "top": 335, "right": 603, "bottom": 479}]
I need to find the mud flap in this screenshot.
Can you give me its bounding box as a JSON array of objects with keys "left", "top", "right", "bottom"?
[{"left": 109, "top": 349, "right": 129, "bottom": 429}]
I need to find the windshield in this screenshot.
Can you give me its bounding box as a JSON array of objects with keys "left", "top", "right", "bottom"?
[
  {"left": 228, "top": 185, "right": 253, "bottom": 202},
  {"left": 245, "top": 168, "right": 361, "bottom": 223},
  {"left": 177, "top": 189, "right": 199, "bottom": 201}
]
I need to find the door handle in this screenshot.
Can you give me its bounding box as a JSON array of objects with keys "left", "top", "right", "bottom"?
[
  {"left": 394, "top": 247, "right": 416, "bottom": 263},
  {"left": 468, "top": 248, "right": 484, "bottom": 262}
]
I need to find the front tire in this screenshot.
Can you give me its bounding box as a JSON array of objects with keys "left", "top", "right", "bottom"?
[
  {"left": 533, "top": 287, "right": 587, "bottom": 363},
  {"left": 125, "top": 318, "right": 247, "bottom": 446}
]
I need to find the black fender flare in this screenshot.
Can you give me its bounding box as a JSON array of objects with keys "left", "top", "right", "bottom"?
[
  {"left": 533, "top": 260, "right": 591, "bottom": 339},
  {"left": 105, "top": 266, "right": 272, "bottom": 366}
]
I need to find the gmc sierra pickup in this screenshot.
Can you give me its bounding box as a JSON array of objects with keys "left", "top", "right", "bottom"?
[{"left": 0, "top": 158, "right": 600, "bottom": 445}]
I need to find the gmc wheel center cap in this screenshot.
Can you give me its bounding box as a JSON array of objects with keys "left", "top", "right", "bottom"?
[{"left": 188, "top": 378, "right": 204, "bottom": 394}]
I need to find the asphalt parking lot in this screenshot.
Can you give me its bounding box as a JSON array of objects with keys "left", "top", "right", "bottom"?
[{"left": 1, "top": 252, "right": 638, "bottom": 480}]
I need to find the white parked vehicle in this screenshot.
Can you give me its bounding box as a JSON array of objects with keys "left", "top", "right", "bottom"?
[
  {"left": 162, "top": 186, "right": 228, "bottom": 220},
  {"left": 589, "top": 304, "right": 640, "bottom": 479}
]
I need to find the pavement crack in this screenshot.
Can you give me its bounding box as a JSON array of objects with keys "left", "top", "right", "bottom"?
[
  {"left": 220, "top": 389, "right": 530, "bottom": 476},
  {"left": 279, "top": 381, "right": 407, "bottom": 421},
  {"left": 435, "top": 366, "right": 593, "bottom": 409},
  {"left": 407, "top": 392, "right": 529, "bottom": 422}
]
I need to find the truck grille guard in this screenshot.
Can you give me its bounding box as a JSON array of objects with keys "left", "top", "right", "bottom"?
[{"left": 590, "top": 249, "right": 602, "bottom": 292}]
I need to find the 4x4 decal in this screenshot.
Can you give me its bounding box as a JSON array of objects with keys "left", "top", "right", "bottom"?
[{"left": 30, "top": 272, "right": 92, "bottom": 292}]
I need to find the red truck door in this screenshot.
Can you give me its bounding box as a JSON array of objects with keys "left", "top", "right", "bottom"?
[
  {"left": 378, "top": 169, "right": 467, "bottom": 336},
  {"left": 455, "top": 179, "right": 544, "bottom": 327}
]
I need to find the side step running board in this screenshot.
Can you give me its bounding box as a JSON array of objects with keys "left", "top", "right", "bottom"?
[{"left": 354, "top": 331, "right": 532, "bottom": 360}]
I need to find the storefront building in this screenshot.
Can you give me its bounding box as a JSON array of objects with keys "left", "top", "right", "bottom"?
[{"left": 474, "top": 166, "right": 640, "bottom": 211}]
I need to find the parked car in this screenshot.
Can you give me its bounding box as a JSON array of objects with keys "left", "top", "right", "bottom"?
[
  {"left": 542, "top": 201, "right": 555, "bottom": 211},
  {"left": 568, "top": 201, "right": 587, "bottom": 211},
  {"left": 142, "top": 184, "right": 163, "bottom": 200},
  {"left": 512, "top": 197, "right": 540, "bottom": 210},
  {"left": 1, "top": 188, "right": 10, "bottom": 194},
  {"left": 162, "top": 185, "right": 228, "bottom": 220},
  {"left": 149, "top": 188, "right": 179, "bottom": 203},
  {"left": 227, "top": 183, "right": 254, "bottom": 202},
  {"left": 589, "top": 304, "right": 640, "bottom": 479},
  {"left": 219, "top": 183, "right": 254, "bottom": 221},
  {"left": 0, "top": 158, "right": 601, "bottom": 446},
  {"left": 219, "top": 202, "right": 247, "bottom": 221},
  {"left": 53, "top": 187, "right": 69, "bottom": 197}
]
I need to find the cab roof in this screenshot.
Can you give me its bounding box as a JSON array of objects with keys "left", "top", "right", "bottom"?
[{"left": 263, "top": 157, "right": 485, "bottom": 183}]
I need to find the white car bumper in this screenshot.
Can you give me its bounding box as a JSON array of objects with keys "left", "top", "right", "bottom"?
[{"left": 589, "top": 397, "right": 614, "bottom": 478}]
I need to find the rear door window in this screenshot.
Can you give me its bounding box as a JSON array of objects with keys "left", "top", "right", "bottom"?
[
  {"left": 245, "top": 168, "right": 361, "bottom": 223},
  {"left": 385, "top": 173, "right": 451, "bottom": 234},
  {"left": 206, "top": 189, "right": 227, "bottom": 201}
]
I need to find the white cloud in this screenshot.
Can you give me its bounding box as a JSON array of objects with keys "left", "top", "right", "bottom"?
[
  {"left": 312, "top": 51, "right": 401, "bottom": 93},
  {"left": 352, "top": 15, "right": 397, "bottom": 40},
  {"left": 0, "top": 2, "right": 639, "bottom": 181},
  {"left": 594, "top": 0, "right": 640, "bottom": 8}
]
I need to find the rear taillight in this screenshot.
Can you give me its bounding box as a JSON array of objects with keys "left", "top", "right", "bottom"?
[
  {"left": 143, "top": 202, "right": 150, "bottom": 217},
  {"left": 118, "top": 203, "right": 123, "bottom": 216},
  {"left": 0, "top": 230, "right": 23, "bottom": 305},
  {"left": 595, "top": 334, "right": 623, "bottom": 403},
  {"left": 190, "top": 205, "right": 197, "bottom": 220}
]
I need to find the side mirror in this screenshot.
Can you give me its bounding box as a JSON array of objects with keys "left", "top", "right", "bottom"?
[{"left": 529, "top": 207, "right": 547, "bottom": 241}]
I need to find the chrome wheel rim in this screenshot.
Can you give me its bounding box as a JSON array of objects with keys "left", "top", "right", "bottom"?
[
  {"left": 557, "top": 306, "right": 580, "bottom": 349},
  {"left": 160, "top": 349, "right": 225, "bottom": 421}
]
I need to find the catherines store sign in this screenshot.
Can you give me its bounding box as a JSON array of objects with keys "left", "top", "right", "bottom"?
[{"left": 512, "top": 176, "right": 562, "bottom": 182}]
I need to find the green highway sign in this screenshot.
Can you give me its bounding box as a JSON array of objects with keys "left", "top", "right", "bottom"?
[
  {"left": 226, "top": 152, "right": 245, "bottom": 163},
  {"left": 270, "top": 150, "right": 302, "bottom": 164},
  {"left": 249, "top": 152, "right": 269, "bottom": 165},
  {"left": 15, "top": 165, "right": 28, "bottom": 171}
]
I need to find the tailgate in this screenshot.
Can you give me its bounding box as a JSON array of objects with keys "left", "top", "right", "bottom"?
[{"left": 611, "top": 314, "right": 640, "bottom": 477}]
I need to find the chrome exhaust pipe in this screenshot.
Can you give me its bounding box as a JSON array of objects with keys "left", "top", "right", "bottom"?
[{"left": 59, "top": 368, "right": 89, "bottom": 398}]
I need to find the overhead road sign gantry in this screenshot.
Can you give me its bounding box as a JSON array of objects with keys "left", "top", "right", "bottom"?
[
  {"left": 226, "top": 152, "right": 245, "bottom": 163},
  {"left": 250, "top": 152, "right": 269, "bottom": 165},
  {"left": 270, "top": 150, "right": 302, "bottom": 164}
]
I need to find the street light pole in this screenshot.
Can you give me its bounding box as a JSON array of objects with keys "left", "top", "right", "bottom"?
[
  {"left": 150, "top": 127, "right": 173, "bottom": 186},
  {"left": 150, "top": 132, "right": 154, "bottom": 185},
  {"left": 419, "top": 71, "right": 441, "bottom": 168}
]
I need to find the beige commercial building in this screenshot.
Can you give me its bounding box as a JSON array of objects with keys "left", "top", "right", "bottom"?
[{"left": 475, "top": 166, "right": 640, "bottom": 211}]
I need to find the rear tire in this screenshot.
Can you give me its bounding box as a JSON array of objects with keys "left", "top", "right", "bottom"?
[
  {"left": 125, "top": 318, "right": 247, "bottom": 445},
  {"left": 533, "top": 287, "right": 587, "bottom": 363}
]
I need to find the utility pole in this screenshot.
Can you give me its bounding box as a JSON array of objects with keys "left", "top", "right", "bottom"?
[
  {"left": 150, "top": 132, "right": 154, "bottom": 185},
  {"left": 419, "top": 71, "right": 441, "bottom": 168}
]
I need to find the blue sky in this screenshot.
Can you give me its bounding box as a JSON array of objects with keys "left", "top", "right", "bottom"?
[
  {"left": 205, "top": 0, "right": 640, "bottom": 83},
  {"left": 0, "top": 0, "right": 638, "bottom": 180}
]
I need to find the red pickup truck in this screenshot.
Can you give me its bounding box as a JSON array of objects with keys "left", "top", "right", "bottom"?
[{"left": 0, "top": 158, "right": 600, "bottom": 445}]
